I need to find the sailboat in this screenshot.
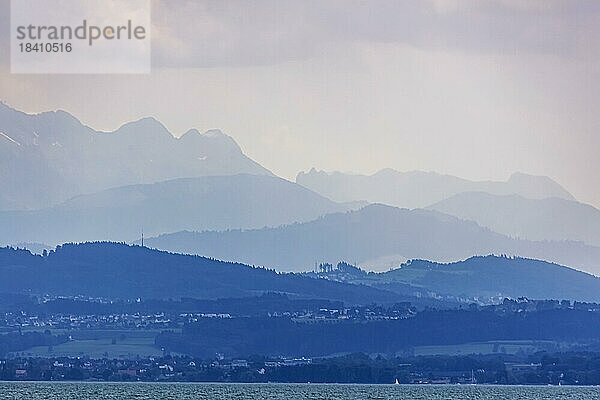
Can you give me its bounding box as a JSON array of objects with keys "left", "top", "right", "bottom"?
[{"left": 394, "top": 378, "right": 399, "bottom": 385}]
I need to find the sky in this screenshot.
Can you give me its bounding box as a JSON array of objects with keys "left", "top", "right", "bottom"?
[{"left": 1, "top": 0, "right": 599, "bottom": 207}]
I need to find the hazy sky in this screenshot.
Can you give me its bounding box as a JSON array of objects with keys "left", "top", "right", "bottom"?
[{"left": 1, "top": 0, "right": 599, "bottom": 207}]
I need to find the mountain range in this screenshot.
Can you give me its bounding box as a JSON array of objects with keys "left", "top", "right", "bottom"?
[
  {"left": 0, "top": 102, "right": 269, "bottom": 211},
  {"left": 0, "top": 174, "right": 357, "bottom": 245},
  {"left": 145, "top": 204, "right": 600, "bottom": 275},
  {"left": 2, "top": 103, "right": 597, "bottom": 281},
  {"left": 296, "top": 168, "right": 575, "bottom": 209}
]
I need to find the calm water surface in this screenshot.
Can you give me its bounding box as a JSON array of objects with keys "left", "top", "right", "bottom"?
[{"left": 0, "top": 382, "right": 599, "bottom": 400}]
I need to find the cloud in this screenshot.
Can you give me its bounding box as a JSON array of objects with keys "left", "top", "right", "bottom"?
[
  {"left": 1, "top": 0, "right": 598, "bottom": 68},
  {"left": 150, "top": 0, "right": 600, "bottom": 67},
  {"left": 150, "top": 0, "right": 327, "bottom": 67}
]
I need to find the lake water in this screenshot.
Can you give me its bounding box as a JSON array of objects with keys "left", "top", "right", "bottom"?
[{"left": 0, "top": 382, "right": 599, "bottom": 399}]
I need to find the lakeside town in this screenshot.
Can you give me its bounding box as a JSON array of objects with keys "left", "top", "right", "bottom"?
[
  {"left": 3, "top": 295, "right": 598, "bottom": 333},
  {"left": 1, "top": 294, "right": 600, "bottom": 385},
  {"left": 2, "top": 352, "right": 598, "bottom": 385}
]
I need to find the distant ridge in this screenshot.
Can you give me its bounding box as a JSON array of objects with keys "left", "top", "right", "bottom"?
[
  {"left": 145, "top": 204, "right": 600, "bottom": 275},
  {"left": 296, "top": 168, "right": 574, "bottom": 208},
  {"left": 429, "top": 191, "right": 600, "bottom": 247},
  {"left": 0, "top": 174, "right": 359, "bottom": 245}
]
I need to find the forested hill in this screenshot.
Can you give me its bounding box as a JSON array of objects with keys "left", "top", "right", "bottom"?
[
  {"left": 311, "top": 256, "right": 600, "bottom": 303},
  {"left": 0, "top": 243, "right": 404, "bottom": 304}
]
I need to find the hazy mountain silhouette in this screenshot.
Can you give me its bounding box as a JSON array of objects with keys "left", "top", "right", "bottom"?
[
  {"left": 296, "top": 168, "right": 575, "bottom": 208},
  {"left": 145, "top": 204, "right": 600, "bottom": 275},
  {"left": 0, "top": 174, "right": 358, "bottom": 246},
  {"left": 0, "top": 243, "right": 403, "bottom": 304},
  {"left": 429, "top": 192, "right": 600, "bottom": 247},
  {"left": 311, "top": 256, "right": 600, "bottom": 303},
  {"left": 0, "top": 103, "right": 270, "bottom": 210}
]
